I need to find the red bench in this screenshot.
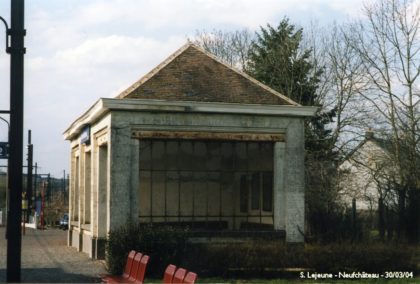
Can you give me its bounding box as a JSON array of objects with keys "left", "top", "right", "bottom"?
[
  {"left": 102, "top": 251, "right": 197, "bottom": 284},
  {"left": 172, "top": 268, "right": 187, "bottom": 283},
  {"left": 163, "top": 265, "right": 197, "bottom": 284},
  {"left": 102, "top": 251, "right": 149, "bottom": 284},
  {"left": 163, "top": 264, "right": 177, "bottom": 283},
  {"left": 101, "top": 250, "right": 137, "bottom": 283},
  {"left": 134, "top": 255, "right": 150, "bottom": 284},
  {"left": 183, "top": 272, "right": 198, "bottom": 284}
]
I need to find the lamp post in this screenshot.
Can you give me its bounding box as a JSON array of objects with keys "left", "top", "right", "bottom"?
[
  {"left": 26, "top": 129, "right": 33, "bottom": 222},
  {"left": 1, "top": 0, "right": 25, "bottom": 282}
]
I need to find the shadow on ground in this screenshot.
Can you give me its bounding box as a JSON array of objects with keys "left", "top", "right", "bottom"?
[{"left": 0, "top": 268, "right": 102, "bottom": 283}]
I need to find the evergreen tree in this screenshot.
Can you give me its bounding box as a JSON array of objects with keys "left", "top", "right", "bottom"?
[
  {"left": 246, "top": 18, "right": 321, "bottom": 106},
  {"left": 247, "top": 18, "right": 340, "bottom": 241}
]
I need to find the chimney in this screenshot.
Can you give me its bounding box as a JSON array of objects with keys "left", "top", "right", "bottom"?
[{"left": 365, "top": 128, "right": 374, "bottom": 140}]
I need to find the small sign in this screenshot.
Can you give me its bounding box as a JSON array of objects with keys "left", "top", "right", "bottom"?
[
  {"left": 80, "top": 125, "right": 90, "bottom": 145},
  {"left": 0, "top": 142, "right": 9, "bottom": 159}
]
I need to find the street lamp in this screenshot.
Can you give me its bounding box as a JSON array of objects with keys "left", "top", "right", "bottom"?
[
  {"left": 0, "top": 16, "right": 10, "bottom": 53},
  {"left": 1, "top": 1, "right": 26, "bottom": 282}
]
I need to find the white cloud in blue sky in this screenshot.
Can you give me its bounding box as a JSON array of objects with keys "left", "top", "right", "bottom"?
[{"left": 0, "top": 0, "right": 367, "bottom": 176}]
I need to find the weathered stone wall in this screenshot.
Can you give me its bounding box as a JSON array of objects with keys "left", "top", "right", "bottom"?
[
  {"left": 68, "top": 104, "right": 308, "bottom": 259},
  {"left": 110, "top": 109, "right": 305, "bottom": 242}
]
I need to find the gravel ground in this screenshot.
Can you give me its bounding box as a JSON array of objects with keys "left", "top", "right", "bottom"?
[{"left": 0, "top": 226, "right": 107, "bottom": 283}]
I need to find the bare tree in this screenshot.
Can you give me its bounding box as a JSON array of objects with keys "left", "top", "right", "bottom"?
[
  {"left": 346, "top": 0, "right": 420, "bottom": 242},
  {"left": 317, "top": 23, "right": 372, "bottom": 155},
  {"left": 192, "top": 29, "right": 254, "bottom": 70}
]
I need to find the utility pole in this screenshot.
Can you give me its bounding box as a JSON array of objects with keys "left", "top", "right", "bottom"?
[
  {"left": 7, "top": 0, "right": 25, "bottom": 282},
  {"left": 63, "top": 169, "right": 66, "bottom": 204},
  {"left": 26, "top": 129, "right": 33, "bottom": 222},
  {"left": 47, "top": 173, "right": 51, "bottom": 205},
  {"left": 34, "top": 162, "right": 37, "bottom": 207}
]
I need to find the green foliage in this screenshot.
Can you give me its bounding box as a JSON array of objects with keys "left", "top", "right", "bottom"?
[
  {"left": 186, "top": 242, "right": 416, "bottom": 277},
  {"left": 105, "top": 223, "right": 189, "bottom": 276},
  {"left": 106, "top": 223, "right": 418, "bottom": 279},
  {"left": 306, "top": 242, "right": 417, "bottom": 273},
  {"left": 246, "top": 18, "right": 321, "bottom": 106},
  {"left": 246, "top": 18, "right": 340, "bottom": 242}
]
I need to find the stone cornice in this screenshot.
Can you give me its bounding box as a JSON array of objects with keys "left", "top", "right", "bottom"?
[{"left": 63, "top": 98, "right": 318, "bottom": 140}]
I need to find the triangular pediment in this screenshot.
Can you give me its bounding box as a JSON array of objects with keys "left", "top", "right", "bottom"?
[{"left": 117, "top": 43, "right": 298, "bottom": 106}]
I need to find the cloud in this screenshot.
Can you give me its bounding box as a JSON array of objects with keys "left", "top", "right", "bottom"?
[
  {"left": 24, "top": 34, "right": 185, "bottom": 176},
  {"left": 1, "top": 0, "right": 368, "bottom": 176}
]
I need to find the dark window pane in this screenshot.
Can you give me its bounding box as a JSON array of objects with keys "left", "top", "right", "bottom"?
[
  {"left": 262, "top": 172, "right": 273, "bottom": 212},
  {"left": 251, "top": 173, "right": 260, "bottom": 210},
  {"left": 248, "top": 142, "right": 259, "bottom": 171},
  {"left": 221, "top": 142, "right": 234, "bottom": 170},
  {"left": 194, "top": 142, "right": 206, "bottom": 171},
  {"left": 206, "top": 141, "right": 220, "bottom": 170},
  {"left": 151, "top": 171, "right": 165, "bottom": 216},
  {"left": 180, "top": 171, "right": 194, "bottom": 216},
  {"left": 235, "top": 142, "right": 247, "bottom": 170},
  {"left": 179, "top": 141, "right": 193, "bottom": 170},
  {"left": 139, "top": 140, "right": 151, "bottom": 170},
  {"left": 166, "top": 141, "right": 178, "bottom": 170},
  {"left": 166, "top": 171, "right": 179, "bottom": 216},
  {"left": 139, "top": 170, "right": 151, "bottom": 217},
  {"left": 260, "top": 142, "right": 274, "bottom": 171},
  {"left": 240, "top": 175, "right": 248, "bottom": 213},
  {"left": 151, "top": 141, "right": 165, "bottom": 170},
  {"left": 207, "top": 172, "right": 220, "bottom": 216},
  {"left": 193, "top": 171, "right": 207, "bottom": 216}
]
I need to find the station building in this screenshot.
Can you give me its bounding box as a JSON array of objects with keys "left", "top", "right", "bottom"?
[{"left": 63, "top": 43, "right": 317, "bottom": 259}]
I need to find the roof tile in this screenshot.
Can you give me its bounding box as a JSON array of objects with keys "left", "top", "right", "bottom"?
[{"left": 117, "top": 43, "right": 297, "bottom": 106}]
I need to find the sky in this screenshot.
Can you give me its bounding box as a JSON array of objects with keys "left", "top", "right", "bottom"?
[{"left": 0, "top": 0, "right": 367, "bottom": 177}]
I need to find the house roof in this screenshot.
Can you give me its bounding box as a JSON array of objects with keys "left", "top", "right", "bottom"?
[
  {"left": 342, "top": 133, "right": 394, "bottom": 164},
  {"left": 64, "top": 43, "right": 320, "bottom": 140},
  {"left": 116, "top": 42, "right": 298, "bottom": 106}
]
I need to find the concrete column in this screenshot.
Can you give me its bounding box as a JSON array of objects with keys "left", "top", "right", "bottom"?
[
  {"left": 79, "top": 145, "right": 85, "bottom": 227},
  {"left": 84, "top": 151, "right": 91, "bottom": 226},
  {"left": 285, "top": 119, "right": 305, "bottom": 243},
  {"left": 68, "top": 151, "right": 76, "bottom": 246},
  {"left": 91, "top": 143, "right": 108, "bottom": 259},
  {"left": 109, "top": 125, "right": 132, "bottom": 230},
  {"left": 75, "top": 154, "right": 81, "bottom": 225},
  {"left": 273, "top": 142, "right": 286, "bottom": 230},
  {"left": 70, "top": 152, "right": 79, "bottom": 223},
  {"left": 76, "top": 146, "right": 84, "bottom": 252},
  {"left": 130, "top": 138, "right": 140, "bottom": 223},
  {"left": 97, "top": 145, "right": 108, "bottom": 238},
  {"left": 91, "top": 143, "right": 99, "bottom": 238}
]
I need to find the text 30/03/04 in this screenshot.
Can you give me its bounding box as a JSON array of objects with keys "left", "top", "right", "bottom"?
[
  {"left": 300, "top": 271, "right": 414, "bottom": 280},
  {"left": 383, "top": 271, "right": 414, "bottom": 279}
]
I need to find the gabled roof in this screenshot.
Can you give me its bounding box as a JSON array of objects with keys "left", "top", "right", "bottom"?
[
  {"left": 342, "top": 134, "right": 393, "bottom": 164},
  {"left": 116, "top": 42, "right": 298, "bottom": 106}
]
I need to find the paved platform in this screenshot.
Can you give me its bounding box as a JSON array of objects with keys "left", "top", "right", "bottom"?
[{"left": 0, "top": 227, "right": 106, "bottom": 283}]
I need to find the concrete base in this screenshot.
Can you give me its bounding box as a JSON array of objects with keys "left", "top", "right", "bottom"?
[
  {"left": 93, "top": 237, "right": 106, "bottom": 260},
  {"left": 70, "top": 227, "right": 106, "bottom": 259},
  {"left": 82, "top": 232, "right": 93, "bottom": 256},
  {"left": 71, "top": 228, "right": 82, "bottom": 251}
]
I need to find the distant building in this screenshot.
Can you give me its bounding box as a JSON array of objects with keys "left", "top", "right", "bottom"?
[
  {"left": 339, "top": 131, "right": 398, "bottom": 211},
  {"left": 63, "top": 43, "right": 317, "bottom": 259}
]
